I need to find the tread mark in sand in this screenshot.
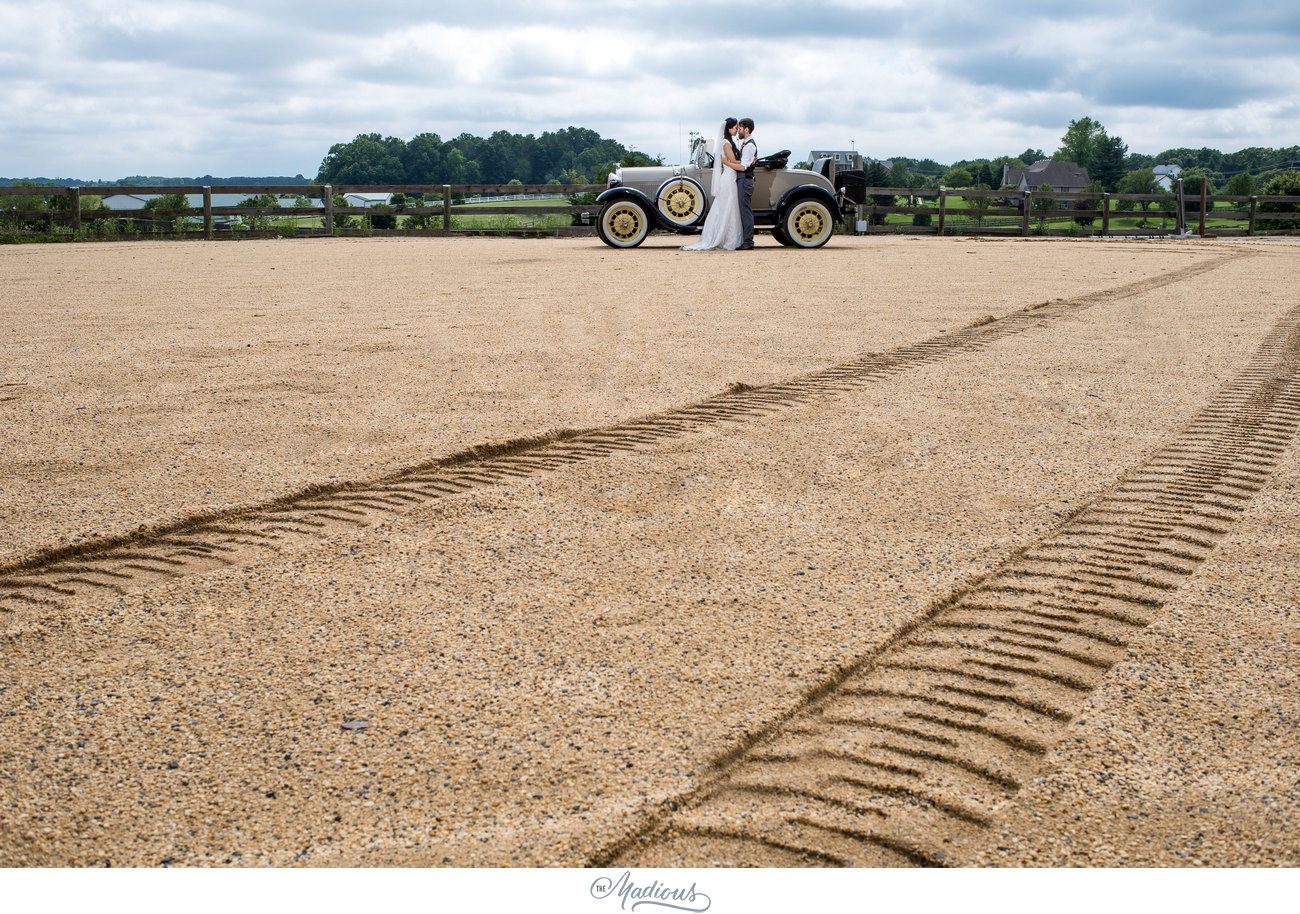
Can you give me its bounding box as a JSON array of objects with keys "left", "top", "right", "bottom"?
[
  {"left": 593, "top": 302, "right": 1300, "bottom": 868},
  {"left": 0, "top": 254, "right": 1243, "bottom": 614}
]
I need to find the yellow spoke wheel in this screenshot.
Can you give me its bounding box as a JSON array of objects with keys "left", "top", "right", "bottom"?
[
  {"left": 597, "top": 199, "right": 650, "bottom": 247},
  {"left": 784, "top": 199, "right": 833, "bottom": 247}
]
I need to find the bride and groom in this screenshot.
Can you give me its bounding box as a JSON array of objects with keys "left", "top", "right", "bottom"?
[{"left": 682, "top": 117, "right": 757, "bottom": 251}]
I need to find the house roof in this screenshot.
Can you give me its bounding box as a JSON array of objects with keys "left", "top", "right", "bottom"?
[
  {"left": 1003, "top": 159, "right": 1091, "bottom": 189},
  {"left": 343, "top": 192, "right": 392, "bottom": 206}
]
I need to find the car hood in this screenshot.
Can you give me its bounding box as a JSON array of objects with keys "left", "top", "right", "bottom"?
[{"left": 611, "top": 164, "right": 697, "bottom": 186}]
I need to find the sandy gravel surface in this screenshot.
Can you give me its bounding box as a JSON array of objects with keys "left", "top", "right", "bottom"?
[
  {"left": 0, "top": 235, "right": 1207, "bottom": 564},
  {"left": 976, "top": 440, "right": 1300, "bottom": 866},
  {"left": 1, "top": 234, "right": 1298, "bottom": 867}
]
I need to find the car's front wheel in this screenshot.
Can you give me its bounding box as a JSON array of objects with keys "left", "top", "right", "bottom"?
[
  {"left": 771, "top": 223, "right": 794, "bottom": 246},
  {"left": 597, "top": 199, "right": 650, "bottom": 248},
  {"left": 782, "top": 198, "right": 834, "bottom": 248}
]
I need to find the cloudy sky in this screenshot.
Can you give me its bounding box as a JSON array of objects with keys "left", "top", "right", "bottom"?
[{"left": 3, "top": 0, "right": 1298, "bottom": 180}]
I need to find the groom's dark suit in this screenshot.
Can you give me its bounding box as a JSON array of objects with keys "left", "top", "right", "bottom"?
[{"left": 737, "top": 137, "right": 757, "bottom": 249}]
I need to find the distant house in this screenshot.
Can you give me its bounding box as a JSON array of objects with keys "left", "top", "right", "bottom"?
[
  {"left": 809, "top": 150, "right": 863, "bottom": 172},
  {"left": 1001, "top": 159, "right": 1091, "bottom": 194},
  {"left": 102, "top": 193, "right": 152, "bottom": 211},
  {"left": 343, "top": 192, "right": 392, "bottom": 208},
  {"left": 1153, "top": 164, "right": 1182, "bottom": 190}
]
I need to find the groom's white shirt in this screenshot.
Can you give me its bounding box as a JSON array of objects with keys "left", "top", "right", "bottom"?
[{"left": 739, "top": 138, "right": 757, "bottom": 171}]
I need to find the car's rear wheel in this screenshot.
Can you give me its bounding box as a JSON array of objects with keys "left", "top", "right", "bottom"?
[
  {"left": 771, "top": 223, "right": 794, "bottom": 246},
  {"left": 783, "top": 198, "right": 834, "bottom": 248},
  {"left": 597, "top": 199, "right": 650, "bottom": 248}
]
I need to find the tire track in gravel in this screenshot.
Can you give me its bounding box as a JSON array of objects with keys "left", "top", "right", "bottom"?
[
  {"left": 0, "top": 252, "right": 1244, "bottom": 616},
  {"left": 596, "top": 301, "right": 1300, "bottom": 868}
]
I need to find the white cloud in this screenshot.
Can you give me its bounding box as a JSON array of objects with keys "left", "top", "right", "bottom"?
[{"left": 0, "top": 0, "right": 1296, "bottom": 179}]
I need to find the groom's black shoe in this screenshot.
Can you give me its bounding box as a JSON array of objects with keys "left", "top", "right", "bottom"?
[{"left": 736, "top": 243, "right": 755, "bottom": 250}]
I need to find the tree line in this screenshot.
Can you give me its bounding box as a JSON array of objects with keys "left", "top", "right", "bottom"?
[
  {"left": 4, "top": 118, "right": 1295, "bottom": 196},
  {"left": 314, "top": 127, "right": 660, "bottom": 187},
  {"left": 3, "top": 117, "right": 1297, "bottom": 219},
  {"left": 897, "top": 117, "right": 1300, "bottom": 200}
]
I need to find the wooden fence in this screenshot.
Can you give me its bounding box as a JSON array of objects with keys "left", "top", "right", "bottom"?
[
  {"left": 0, "top": 183, "right": 605, "bottom": 239},
  {"left": 852, "top": 179, "right": 1300, "bottom": 237},
  {"left": 1, "top": 180, "right": 1297, "bottom": 239}
]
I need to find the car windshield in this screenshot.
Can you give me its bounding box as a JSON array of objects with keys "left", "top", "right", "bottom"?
[{"left": 691, "top": 134, "right": 713, "bottom": 169}]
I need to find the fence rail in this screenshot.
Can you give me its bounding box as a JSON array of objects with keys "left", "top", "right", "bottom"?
[{"left": 1, "top": 180, "right": 1297, "bottom": 240}]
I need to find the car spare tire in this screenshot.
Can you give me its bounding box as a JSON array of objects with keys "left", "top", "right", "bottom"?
[{"left": 655, "top": 177, "right": 707, "bottom": 228}]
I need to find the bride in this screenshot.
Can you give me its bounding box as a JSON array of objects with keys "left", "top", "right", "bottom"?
[{"left": 682, "top": 118, "right": 745, "bottom": 251}]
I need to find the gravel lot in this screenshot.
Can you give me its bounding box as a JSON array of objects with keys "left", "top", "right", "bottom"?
[{"left": 2, "top": 234, "right": 1297, "bottom": 867}]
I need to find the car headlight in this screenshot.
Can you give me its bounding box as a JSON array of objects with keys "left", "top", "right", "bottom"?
[{"left": 608, "top": 168, "right": 621, "bottom": 187}]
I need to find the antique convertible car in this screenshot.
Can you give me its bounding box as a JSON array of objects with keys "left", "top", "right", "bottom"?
[{"left": 595, "top": 133, "right": 853, "bottom": 248}]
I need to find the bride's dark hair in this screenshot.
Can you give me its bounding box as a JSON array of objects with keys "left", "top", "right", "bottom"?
[{"left": 722, "top": 117, "right": 739, "bottom": 153}]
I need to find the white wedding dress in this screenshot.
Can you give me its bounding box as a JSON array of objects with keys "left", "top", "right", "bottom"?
[{"left": 682, "top": 130, "right": 744, "bottom": 251}]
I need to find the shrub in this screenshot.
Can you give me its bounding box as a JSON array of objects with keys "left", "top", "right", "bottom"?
[
  {"left": 235, "top": 194, "right": 277, "bottom": 231},
  {"left": 963, "top": 185, "right": 991, "bottom": 225},
  {"left": 1180, "top": 171, "right": 1215, "bottom": 213},
  {"left": 367, "top": 206, "right": 396, "bottom": 230},
  {"left": 330, "top": 193, "right": 355, "bottom": 229},
  {"left": 50, "top": 193, "right": 106, "bottom": 212},
  {"left": 1257, "top": 171, "right": 1300, "bottom": 233},
  {"left": 1075, "top": 179, "right": 1103, "bottom": 226},
  {"left": 146, "top": 192, "right": 191, "bottom": 212},
  {"left": 1, "top": 181, "right": 48, "bottom": 232},
  {"left": 568, "top": 190, "right": 598, "bottom": 225},
  {"left": 1031, "top": 183, "right": 1056, "bottom": 230},
  {"left": 1031, "top": 183, "right": 1057, "bottom": 217}
]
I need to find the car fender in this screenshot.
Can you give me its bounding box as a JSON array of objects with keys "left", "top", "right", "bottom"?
[
  {"left": 775, "top": 185, "right": 842, "bottom": 224},
  {"left": 596, "top": 187, "right": 663, "bottom": 230}
]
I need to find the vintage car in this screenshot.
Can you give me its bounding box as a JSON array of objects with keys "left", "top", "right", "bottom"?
[{"left": 595, "top": 133, "right": 853, "bottom": 249}]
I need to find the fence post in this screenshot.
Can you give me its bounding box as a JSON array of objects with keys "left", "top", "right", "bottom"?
[
  {"left": 936, "top": 188, "right": 946, "bottom": 235},
  {"left": 1101, "top": 193, "right": 1110, "bottom": 236},
  {"left": 1247, "top": 195, "right": 1258, "bottom": 236},
  {"left": 202, "top": 187, "right": 213, "bottom": 239},
  {"left": 1199, "top": 178, "right": 1207, "bottom": 237},
  {"left": 70, "top": 187, "right": 81, "bottom": 234},
  {"left": 1175, "top": 178, "right": 1185, "bottom": 234},
  {"left": 443, "top": 185, "right": 452, "bottom": 231},
  {"left": 323, "top": 185, "right": 334, "bottom": 235},
  {"left": 1021, "top": 191, "right": 1031, "bottom": 236}
]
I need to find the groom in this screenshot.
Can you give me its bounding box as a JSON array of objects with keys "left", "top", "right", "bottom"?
[{"left": 735, "top": 118, "right": 757, "bottom": 250}]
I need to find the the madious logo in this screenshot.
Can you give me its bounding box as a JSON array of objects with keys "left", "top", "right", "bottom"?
[{"left": 590, "top": 870, "right": 712, "bottom": 912}]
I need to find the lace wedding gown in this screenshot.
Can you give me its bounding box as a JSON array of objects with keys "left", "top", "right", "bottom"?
[{"left": 682, "top": 140, "right": 743, "bottom": 251}]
